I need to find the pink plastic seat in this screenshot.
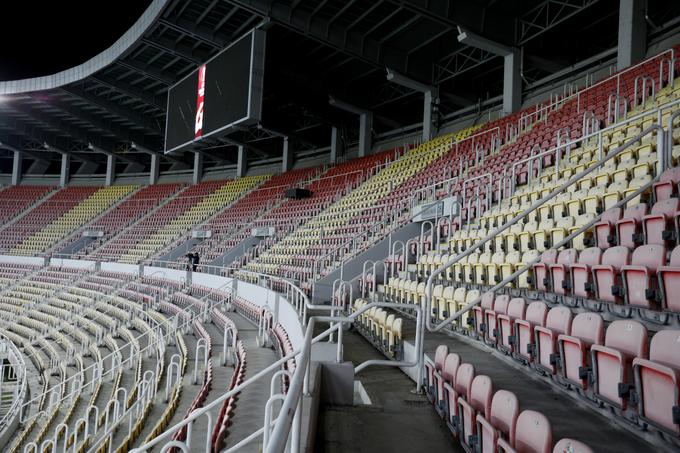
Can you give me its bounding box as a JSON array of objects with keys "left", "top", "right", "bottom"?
[
  {"left": 533, "top": 250, "right": 558, "bottom": 291},
  {"left": 445, "top": 363, "right": 475, "bottom": 431},
  {"left": 592, "top": 246, "right": 631, "bottom": 303},
  {"left": 498, "top": 298, "right": 527, "bottom": 354},
  {"left": 514, "top": 302, "right": 549, "bottom": 362},
  {"left": 549, "top": 249, "right": 578, "bottom": 296},
  {"left": 485, "top": 295, "right": 510, "bottom": 345},
  {"left": 615, "top": 204, "right": 648, "bottom": 248},
  {"left": 458, "top": 375, "right": 493, "bottom": 448},
  {"left": 653, "top": 166, "right": 680, "bottom": 201},
  {"left": 658, "top": 245, "right": 680, "bottom": 313},
  {"left": 476, "top": 390, "right": 519, "bottom": 453},
  {"left": 439, "top": 353, "right": 461, "bottom": 420},
  {"left": 473, "top": 292, "right": 495, "bottom": 337},
  {"left": 497, "top": 410, "right": 552, "bottom": 453},
  {"left": 593, "top": 207, "right": 622, "bottom": 249},
  {"left": 535, "top": 306, "right": 573, "bottom": 374},
  {"left": 425, "top": 345, "right": 448, "bottom": 404},
  {"left": 557, "top": 312, "right": 605, "bottom": 389},
  {"left": 569, "top": 247, "right": 602, "bottom": 298},
  {"left": 621, "top": 244, "right": 666, "bottom": 308},
  {"left": 591, "top": 320, "right": 648, "bottom": 409},
  {"left": 643, "top": 198, "right": 680, "bottom": 246},
  {"left": 633, "top": 330, "right": 680, "bottom": 435},
  {"left": 553, "top": 438, "right": 594, "bottom": 453}
]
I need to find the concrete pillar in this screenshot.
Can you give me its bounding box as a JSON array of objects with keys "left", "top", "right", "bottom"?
[
  {"left": 11, "top": 151, "right": 21, "bottom": 186},
  {"left": 60, "top": 154, "right": 70, "bottom": 187},
  {"left": 149, "top": 153, "right": 160, "bottom": 185},
  {"left": 617, "top": 0, "right": 646, "bottom": 69},
  {"left": 503, "top": 51, "right": 522, "bottom": 115},
  {"left": 282, "top": 137, "right": 293, "bottom": 173},
  {"left": 423, "top": 90, "right": 435, "bottom": 142},
  {"left": 358, "top": 113, "right": 372, "bottom": 157},
  {"left": 330, "top": 127, "right": 340, "bottom": 164},
  {"left": 105, "top": 155, "right": 115, "bottom": 186},
  {"left": 236, "top": 145, "right": 247, "bottom": 178},
  {"left": 192, "top": 151, "right": 203, "bottom": 184}
]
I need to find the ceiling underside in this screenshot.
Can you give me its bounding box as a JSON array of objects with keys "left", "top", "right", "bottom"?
[{"left": 0, "top": 0, "right": 679, "bottom": 176}]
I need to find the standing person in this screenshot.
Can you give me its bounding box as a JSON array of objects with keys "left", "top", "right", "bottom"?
[
  {"left": 192, "top": 252, "right": 200, "bottom": 272},
  {"left": 186, "top": 253, "right": 194, "bottom": 271}
]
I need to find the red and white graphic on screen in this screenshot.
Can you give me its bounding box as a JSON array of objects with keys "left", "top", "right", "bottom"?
[{"left": 194, "top": 65, "right": 206, "bottom": 139}]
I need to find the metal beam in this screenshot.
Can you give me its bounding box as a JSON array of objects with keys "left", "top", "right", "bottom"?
[{"left": 518, "top": 0, "right": 599, "bottom": 45}]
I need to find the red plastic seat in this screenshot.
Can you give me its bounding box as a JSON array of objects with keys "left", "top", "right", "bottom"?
[
  {"left": 439, "top": 353, "right": 461, "bottom": 420},
  {"left": 514, "top": 301, "right": 549, "bottom": 362},
  {"left": 473, "top": 292, "right": 495, "bottom": 337},
  {"left": 458, "top": 375, "right": 493, "bottom": 448},
  {"left": 653, "top": 166, "right": 680, "bottom": 201},
  {"left": 593, "top": 207, "right": 622, "bottom": 249},
  {"left": 591, "top": 320, "right": 648, "bottom": 409},
  {"left": 658, "top": 245, "right": 680, "bottom": 312},
  {"left": 445, "top": 363, "right": 475, "bottom": 432},
  {"left": 592, "top": 246, "right": 631, "bottom": 303},
  {"left": 535, "top": 306, "right": 573, "bottom": 374},
  {"left": 476, "top": 390, "right": 519, "bottom": 453},
  {"left": 425, "top": 345, "right": 448, "bottom": 404},
  {"left": 632, "top": 330, "right": 680, "bottom": 435},
  {"left": 569, "top": 247, "right": 602, "bottom": 298},
  {"left": 621, "top": 244, "right": 666, "bottom": 308},
  {"left": 485, "top": 295, "right": 510, "bottom": 345},
  {"left": 615, "top": 204, "right": 648, "bottom": 248},
  {"left": 549, "top": 249, "right": 578, "bottom": 295},
  {"left": 498, "top": 298, "right": 526, "bottom": 354},
  {"left": 643, "top": 198, "right": 680, "bottom": 246},
  {"left": 533, "top": 250, "right": 558, "bottom": 291},
  {"left": 552, "top": 438, "right": 594, "bottom": 453},
  {"left": 557, "top": 312, "right": 605, "bottom": 389},
  {"left": 497, "top": 410, "right": 552, "bottom": 453}
]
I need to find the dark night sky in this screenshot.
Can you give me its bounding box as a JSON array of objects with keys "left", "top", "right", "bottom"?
[{"left": 0, "top": 1, "right": 152, "bottom": 81}]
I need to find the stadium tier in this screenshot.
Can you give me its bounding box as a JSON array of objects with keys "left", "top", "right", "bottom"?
[{"left": 2, "top": 5, "right": 680, "bottom": 452}]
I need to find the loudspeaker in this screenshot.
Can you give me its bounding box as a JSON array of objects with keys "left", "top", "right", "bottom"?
[{"left": 285, "top": 188, "right": 312, "bottom": 199}]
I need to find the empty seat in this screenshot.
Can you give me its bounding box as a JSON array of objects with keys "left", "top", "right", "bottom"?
[
  {"left": 497, "top": 410, "right": 552, "bottom": 453},
  {"left": 498, "top": 298, "right": 527, "bottom": 354},
  {"left": 458, "top": 375, "right": 493, "bottom": 448},
  {"left": 621, "top": 244, "right": 666, "bottom": 308},
  {"left": 535, "top": 306, "right": 573, "bottom": 374},
  {"left": 557, "top": 312, "right": 605, "bottom": 390},
  {"left": 569, "top": 247, "right": 602, "bottom": 298},
  {"left": 658, "top": 245, "right": 680, "bottom": 312},
  {"left": 593, "top": 207, "right": 622, "bottom": 249},
  {"left": 552, "top": 439, "right": 594, "bottom": 453},
  {"left": 439, "top": 353, "right": 461, "bottom": 420},
  {"left": 549, "top": 249, "right": 578, "bottom": 296},
  {"left": 445, "top": 363, "right": 475, "bottom": 432},
  {"left": 485, "top": 295, "right": 510, "bottom": 345},
  {"left": 643, "top": 198, "right": 680, "bottom": 246},
  {"left": 532, "top": 250, "right": 558, "bottom": 292},
  {"left": 591, "top": 320, "right": 648, "bottom": 409},
  {"left": 425, "top": 345, "right": 449, "bottom": 404},
  {"left": 632, "top": 330, "right": 680, "bottom": 435},
  {"left": 476, "top": 390, "right": 519, "bottom": 453},
  {"left": 653, "top": 166, "right": 680, "bottom": 200},
  {"left": 615, "top": 204, "right": 648, "bottom": 248},
  {"left": 473, "top": 292, "right": 495, "bottom": 337},
  {"left": 592, "top": 246, "right": 631, "bottom": 303},
  {"left": 514, "top": 301, "right": 549, "bottom": 363}
]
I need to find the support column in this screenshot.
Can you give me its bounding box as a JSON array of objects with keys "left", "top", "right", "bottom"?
[
  {"left": 358, "top": 113, "right": 372, "bottom": 157},
  {"left": 11, "top": 151, "right": 21, "bottom": 186},
  {"left": 282, "top": 137, "right": 293, "bottom": 172},
  {"left": 423, "top": 90, "right": 435, "bottom": 142},
  {"left": 60, "top": 153, "right": 70, "bottom": 187},
  {"left": 150, "top": 153, "right": 160, "bottom": 185},
  {"left": 105, "top": 154, "right": 116, "bottom": 186},
  {"left": 192, "top": 151, "right": 203, "bottom": 184},
  {"left": 503, "top": 51, "right": 521, "bottom": 115},
  {"left": 617, "top": 0, "right": 646, "bottom": 69},
  {"left": 236, "top": 145, "right": 247, "bottom": 178},
  {"left": 330, "top": 126, "right": 340, "bottom": 164},
  {"left": 386, "top": 69, "right": 438, "bottom": 142}
]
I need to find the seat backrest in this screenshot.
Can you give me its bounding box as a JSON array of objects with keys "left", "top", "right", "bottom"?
[
  {"left": 631, "top": 244, "right": 666, "bottom": 271},
  {"left": 604, "top": 320, "right": 648, "bottom": 358},
  {"left": 492, "top": 251, "right": 506, "bottom": 264},
  {"left": 541, "top": 249, "right": 558, "bottom": 264},
  {"left": 659, "top": 166, "right": 680, "bottom": 184},
  {"left": 557, "top": 249, "right": 578, "bottom": 265},
  {"left": 453, "top": 287, "right": 467, "bottom": 301},
  {"left": 481, "top": 292, "right": 495, "bottom": 310},
  {"left": 525, "top": 302, "right": 549, "bottom": 326},
  {"left": 515, "top": 410, "right": 553, "bottom": 453},
  {"left": 622, "top": 203, "right": 648, "bottom": 221},
  {"left": 556, "top": 216, "right": 575, "bottom": 229},
  {"left": 465, "top": 289, "right": 481, "bottom": 303},
  {"left": 649, "top": 330, "right": 680, "bottom": 369},
  {"left": 577, "top": 247, "right": 602, "bottom": 266},
  {"left": 507, "top": 298, "right": 527, "bottom": 319},
  {"left": 601, "top": 246, "right": 631, "bottom": 270},
  {"left": 601, "top": 207, "right": 621, "bottom": 223},
  {"left": 545, "top": 306, "right": 572, "bottom": 335},
  {"left": 670, "top": 246, "right": 680, "bottom": 266},
  {"left": 493, "top": 295, "right": 510, "bottom": 314},
  {"left": 442, "top": 286, "right": 455, "bottom": 299},
  {"left": 569, "top": 312, "right": 605, "bottom": 345},
  {"left": 490, "top": 390, "right": 519, "bottom": 445},
  {"left": 434, "top": 345, "right": 449, "bottom": 370},
  {"left": 470, "top": 375, "right": 494, "bottom": 419},
  {"left": 522, "top": 250, "right": 540, "bottom": 262},
  {"left": 454, "top": 363, "right": 475, "bottom": 400},
  {"left": 553, "top": 438, "right": 594, "bottom": 453},
  {"left": 433, "top": 284, "right": 444, "bottom": 299},
  {"left": 442, "top": 352, "right": 461, "bottom": 384},
  {"left": 651, "top": 198, "right": 680, "bottom": 217}
]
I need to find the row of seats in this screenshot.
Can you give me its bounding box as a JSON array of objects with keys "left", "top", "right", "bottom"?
[{"left": 351, "top": 299, "right": 403, "bottom": 359}]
